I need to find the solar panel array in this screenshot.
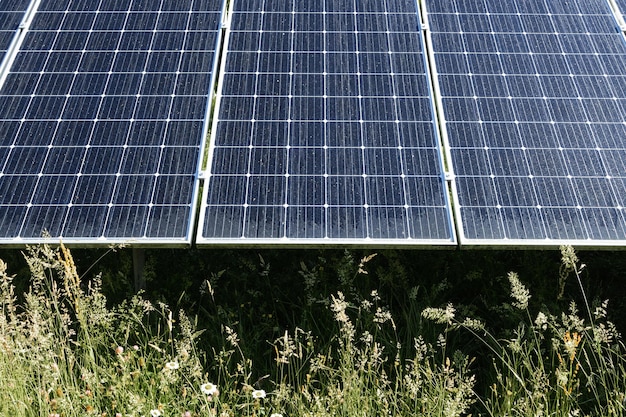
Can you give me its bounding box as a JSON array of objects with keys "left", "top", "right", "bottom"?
[
  {"left": 427, "top": 0, "right": 626, "bottom": 245},
  {"left": 198, "top": 0, "right": 455, "bottom": 245},
  {"left": 0, "top": 0, "right": 224, "bottom": 244},
  {"left": 2, "top": 0, "right": 626, "bottom": 247}
]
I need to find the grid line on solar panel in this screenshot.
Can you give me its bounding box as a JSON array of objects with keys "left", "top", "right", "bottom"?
[
  {"left": 426, "top": 0, "right": 626, "bottom": 244},
  {"left": 199, "top": 0, "right": 455, "bottom": 244},
  {"left": 0, "top": 0, "right": 224, "bottom": 243}
]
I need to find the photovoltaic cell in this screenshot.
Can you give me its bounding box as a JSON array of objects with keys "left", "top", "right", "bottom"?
[
  {"left": 199, "top": 0, "right": 455, "bottom": 244},
  {"left": 427, "top": 0, "right": 626, "bottom": 245},
  {"left": 0, "top": 0, "right": 224, "bottom": 244}
]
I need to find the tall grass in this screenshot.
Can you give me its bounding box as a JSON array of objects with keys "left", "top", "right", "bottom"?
[
  {"left": 0, "top": 244, "right": 624, "bottom": 416},
  {"left": 423, "top": 246, "right": 626, "bottom": 416}
]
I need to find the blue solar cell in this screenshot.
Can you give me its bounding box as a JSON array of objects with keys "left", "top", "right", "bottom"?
[
  {"left": 0, "top": 174, "right": 36, "bottom": 204},
  {"left": 326, "top": 206, "right": 367, "bottom": 239},
  {"left": 113, "top": 175, "right": 155, "bottom": 204},
  {"left": 61, "top": 206, "right": 104, "bottom": 237},
  {"left": 104, "top": 206, "right": 148, "bottom": 237},
  {"left": 287, "top": 177, "right": 325, "bottom": 206},
  {"left": 146, "top": 206, "right": 192, "bottom": 238},
  {"left": 153, "top": 176, "right": 195, "bottom": 203},
  {"left": 31, "top": 175, "right": 77, "bottom": 204},
  {"left": 427, "top": 0, "right": 626, "bottom": 245},
  {"left": 288, "top": 122, "right": 322, "bottom": 146},
  {"left": 117, "top": 147, "right": 159, "bottom": 174},
  {"left": 286, "top": 206, "right": 325, "bottom": 239},
  {"left": 244, "top": 206, "right": 284, "bottom": 238},
  {"left": 81, "top": 148, "right": 124, "bottom": 174},
  {"left": 288, "top": 148, "right": 324, "bottom": 176},
  {"left": 93, "top": 12, "right": 127, "bottom": 30},
  {"left": 19, "top": 206, "right": 65, "bottom": 237}
]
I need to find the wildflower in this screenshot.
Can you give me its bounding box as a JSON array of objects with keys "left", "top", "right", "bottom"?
[
  {"left": 182, "top": 412, "right": 192, "bottom": 417},
  {"left": 422, "top": 303, "right": 456, "bottom": 325},
  {"left": 331, "top": 292, "right": 355, "bottom": 342},
  {"left": 556, "top": 368, "right": 569, "bottom": 390},
  {"left": 201, "top": 382, "right": 219, "bottom": 396},
  {"left": 275, "top": 330, "right": 298, "bottom": 364},
  {"left": 373, "top": 307, "right": 393, "bottom": 325},
  {"left": 330, "top": 292, "right": 350, "bottom": 324},
  {"left": 594, "top": 300, "right": 609, "bottom": 320},
  {"left": 594, "top": 322, "right": 618, "bottom": 345},
  {"left": 357, "top": 254, "right": 377, "bottom": 274},
  {"left": 115, "top": 346, "right": 124, "bottom": 355},
  {"left": 164, "top": 361, "right": 179, "bottom": 370},
  {"left": 560, "top": 245, "right": 579, "bottom": 270},
  {"left": 437, "top": 333, "right": 447, "bottom": 349},
  {"left": 150, "top": 410, "right": 162, "bottom": 417},
  {"left": 563, "top": 331, "right": 582, "bottom": 362},
  {"left": 534, "top": 312, "right": 548, "bottom": 331},
  {"left": 133, "top": 345, "right": 140, "bottom": 351},
  {"left": 116, "top": 414, "right": 123, "bottom": 417},
  {"left": 270, "top": 414, "right": 284, "bottom": 417},
  {"left": 508, "top": 272, "right": 530, "bottom": 310},
  {"left": 252, "top": 389, "right": 266, "bottom": 399},
  {"left": 224, "top": 326, "right": 239, "bottom": 346},
  {"left": 461, "top": 317, "right": 485, "bottom": 331}
]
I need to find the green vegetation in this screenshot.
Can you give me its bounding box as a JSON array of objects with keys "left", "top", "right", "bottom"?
[{"left": 0, "top": 244, "right": 625, "bottom": 416}]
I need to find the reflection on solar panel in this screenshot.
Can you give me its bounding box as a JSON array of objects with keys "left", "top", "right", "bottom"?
[
  {"left": 427, "top": 0, "right": 626, "bottom": 245},
  {"left": 0, "top": 0, "right": 224, "bottom": 244},
  {"left": 0, "top": 0, "right": 31, "bottom": 56},
  {"left": 198, "top": 0, "right": 455, "bottom": 245}
]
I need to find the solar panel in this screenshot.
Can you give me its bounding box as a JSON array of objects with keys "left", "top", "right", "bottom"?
[
  {"left": 0, "top": 0, "right": 225, "bottom": 245},
  {"left": 427, "top": 0, "right": 626, "bottom": 245},
  {"left": 198, "top": 0, "right": 455, "bottom": 245},
  {"left": 0, "top": 0, "right": 31, "bottom": 57}
]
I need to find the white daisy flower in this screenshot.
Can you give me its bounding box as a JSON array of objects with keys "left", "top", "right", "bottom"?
[
  {"left": 200, "top": 382, "right": 219, "bottom": 396},
  {"left": 252, "top": 389, "right": 266, "bottom": 399},
  {"left": 164, "top": 361, "right": 179, "bottom": 370},
  {"left": 150, "top": 409, "right": 162, "bottom": 417},
  {"left": 270, "top": 414, "right": 284, "bottom": 417}
]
